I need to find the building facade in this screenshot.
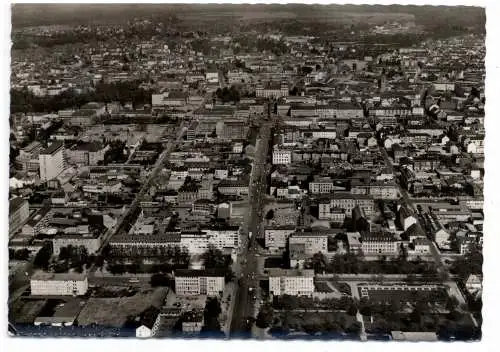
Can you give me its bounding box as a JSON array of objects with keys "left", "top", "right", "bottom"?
[
  {"left": 268, "top": 269, "right": 315, "bottom": 296},
  {"left": 30, "top": 272, "right": 89, "bottom": 296},
  {"left": 39, "top": 142, "right": 65, "bottom": 182},
  {"left": 174, "top": 269, "right": 225, "bottom": 296}
]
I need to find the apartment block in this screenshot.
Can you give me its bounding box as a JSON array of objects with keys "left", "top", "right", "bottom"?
[
  {"left": 174, "top": 269, "right": 226, "bottom": 296},
  {"left": 268, "top": 268, "right": 314, "bottom": 296},
  {"left": 39, "top": 142, "right": 65, "bottom": 182},
  {"left": 30, "top": 272, "right": 89, "bottom": 296}
]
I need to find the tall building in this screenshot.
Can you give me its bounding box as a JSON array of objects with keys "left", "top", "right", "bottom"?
[
  {"left": 39, "top": 142, "right": 65, "bottom": 182},
  {"left": 9, "top": 197, "right": 29, "bottom": 235}
]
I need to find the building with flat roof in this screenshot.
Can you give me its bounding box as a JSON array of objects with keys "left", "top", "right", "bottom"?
[
  {"left": 39, "top": 142, "right": 64, "bottom": 182},
  {"left": 9, "top": 197, "right": 29, "bottom": 235},
  {"left": 174, "top": 269, "right": 226, "bottom": 296},
  {"left": 391, "top": 331, "right": 438, "bottom": 342},
  {"left": 268, "top": 268, "right": 315, "bottom": 297},
  {"left": 66, "top": 142, "right": 109, "bottom": 166},
  {"left": 361, "top": 234, "right": 399, "bottom": 255},
  {"left": 264, "top": 225, "right": 296, "bottom": 251},
  {"left": 289, "top": 232, "right": 328, "bottom": 256},
  {"left": 30, "top": 272, "right": 89, "bottom": 296}
]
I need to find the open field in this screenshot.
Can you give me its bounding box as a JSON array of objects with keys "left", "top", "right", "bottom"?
[
  {"left": 314, "top": 281, "right": 333, "bottom": 293},
  {"left": 179, "top": 10, "right": 415, "bottom": 26},
  {"left": 9, "top": 299, "right": 47, "bottom": 324}
]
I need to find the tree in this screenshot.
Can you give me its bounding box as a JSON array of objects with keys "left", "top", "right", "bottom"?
[
  {"left": 224, "top": 270, "right": 235, "bottom": 283},
  {"left": 276, "top": 295, "right": 299, "bottom": 311},
  {"left": 309, "top": 252, "right": 327, "bottom": 273},
  {"left": 359, "top": 297, "right": 372, "bottom": 316},
  {"left": 59, "top": 245, "right": 73, "bottom": 261},
  {"left": 150, "top": 273, "right": 170, "bottom": 287},
  {"left": 346, "top": 302, "right": 359, "bottom": 316},
  {"left": 446, "top": 296, "right": 460, "bottom": 312},
  {"left": 301, "top": 66, "right": 313, "bottom": 75},
  {"left": 202, "top": 245, "right": 232, "bottom": 269},
  {"left": 256, "top": 303, "right": 274, "bottom": 329},
  {"left": 202, "top": 297, "right": 222, "bottom": 333},
  {"left": 346, "top": 321, "right": 362, "bottom": 335},
  {"left": 405, "top": 274, "right": 418, "bottom": 283},
  {"left": 108, "top": 263, "right": 126, "bottom": 275},
  {"left": 265, "top": 209, "right": 275, "bottom": 220},
  {"left": 13, "top": 249, "right": 30, "bottom": 261},
  {"left": 127, "top": 258, "right": 142, "bottom": 274},
  {"left": 33, "top": 242, "right": 52, "bottom": 270}
]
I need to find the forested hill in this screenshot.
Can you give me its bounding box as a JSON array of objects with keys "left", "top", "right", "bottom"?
[{"left": 12, "top": 3, "right": 485, "bottom": 34}]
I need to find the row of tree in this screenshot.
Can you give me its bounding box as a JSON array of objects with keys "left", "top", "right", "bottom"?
[
  {"left": 272, "top": 294, "right": 358, "bottom": 315},
  {"left": 214, "top": 86, "right": 240, "bottom": 103},
  {"left": 305, "top": 252, "right": 439, "bottom": 277}
]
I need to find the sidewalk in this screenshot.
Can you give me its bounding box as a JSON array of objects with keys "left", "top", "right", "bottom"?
[{"left": 356, "top": 311, "right": 368, "bottom": 341}]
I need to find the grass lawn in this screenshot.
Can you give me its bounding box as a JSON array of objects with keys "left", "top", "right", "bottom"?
[
  {"left": 314, "top": 282, "right": 333, "bottom": 293},
  {"left": 77, "top": 288, "right": 167, "bottom": 327},
  {"left": 332, "top": 281, "right": 352, "bottom": 295}
]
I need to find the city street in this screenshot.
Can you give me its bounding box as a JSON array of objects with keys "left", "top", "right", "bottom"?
[
  {"left": 378, "top": 145, "right": 449, "bottom": 276},
  {"left": 88, "top": 121, "right": 186, "bottom": 273},
  {"left": 229, "top": 107, "right": 272, "bottom": 337}
]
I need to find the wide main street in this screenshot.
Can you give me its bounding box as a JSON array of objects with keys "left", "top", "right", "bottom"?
[{"left": 229, "top": 105, "right": 272, "bottom": 337}]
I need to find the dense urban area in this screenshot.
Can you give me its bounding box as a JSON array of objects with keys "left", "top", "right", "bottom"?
[{"left": 8, "top": 4, "right": 484, "bottom": 341}]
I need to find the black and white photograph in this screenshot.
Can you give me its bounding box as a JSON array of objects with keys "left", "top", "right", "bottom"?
[{"left": 4, "top": 0, "right": 489, "bottom": 345}]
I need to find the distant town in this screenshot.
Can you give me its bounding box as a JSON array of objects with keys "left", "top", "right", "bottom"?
[{"left": 8, "top": 4, "right": 484, "bottom": 341}]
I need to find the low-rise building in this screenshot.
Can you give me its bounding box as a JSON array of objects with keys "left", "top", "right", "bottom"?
[
  {"left": 272, "top": 148, "right": 292, "bottom": 165},
  {"left": 217, "top": 179, "right": 248, "bottom": 196},
  {"left": 289, "top": 232, "right": 328, "bottom": 255},
  {"left": 361, "top": 234, "right": 399, "bottom": 255},
  {"left": 319, "top": 193, "right": 375, "bottom": 217},
  {"left": 174, "top": 269, "right": 226, "bottom": 296},
  {"left": 309, "top": 177, "right": 335, "bottom": 194},
  {"left": 268, "top": 268, "right": 315, "bottom": 297},
  {"left": 66, "top": 142, "right": 109, "bottom": 166},
  {"left": 30, "top": 272, "right": 89, "bottom": 296},
  {"left": 264, "top": 225, "right": 296, "bottom": 251}
]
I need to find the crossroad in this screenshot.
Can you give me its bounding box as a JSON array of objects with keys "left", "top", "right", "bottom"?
[
  {"left": 229, "top": 106, "right": 272, "bottom": 337},
  {"left": 88, "top": 121, "right": 186, "bottom": 275}
]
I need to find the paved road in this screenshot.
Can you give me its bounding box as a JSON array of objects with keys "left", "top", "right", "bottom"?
[
  {"left": 229, "top": 105, "right": 272, "bottom": 338},
  {"left": 88, "top": 121, "right": 186, "bottom": 273},
  {"left": 378, "top": 145, "right": 450, "bottom": 278}
]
